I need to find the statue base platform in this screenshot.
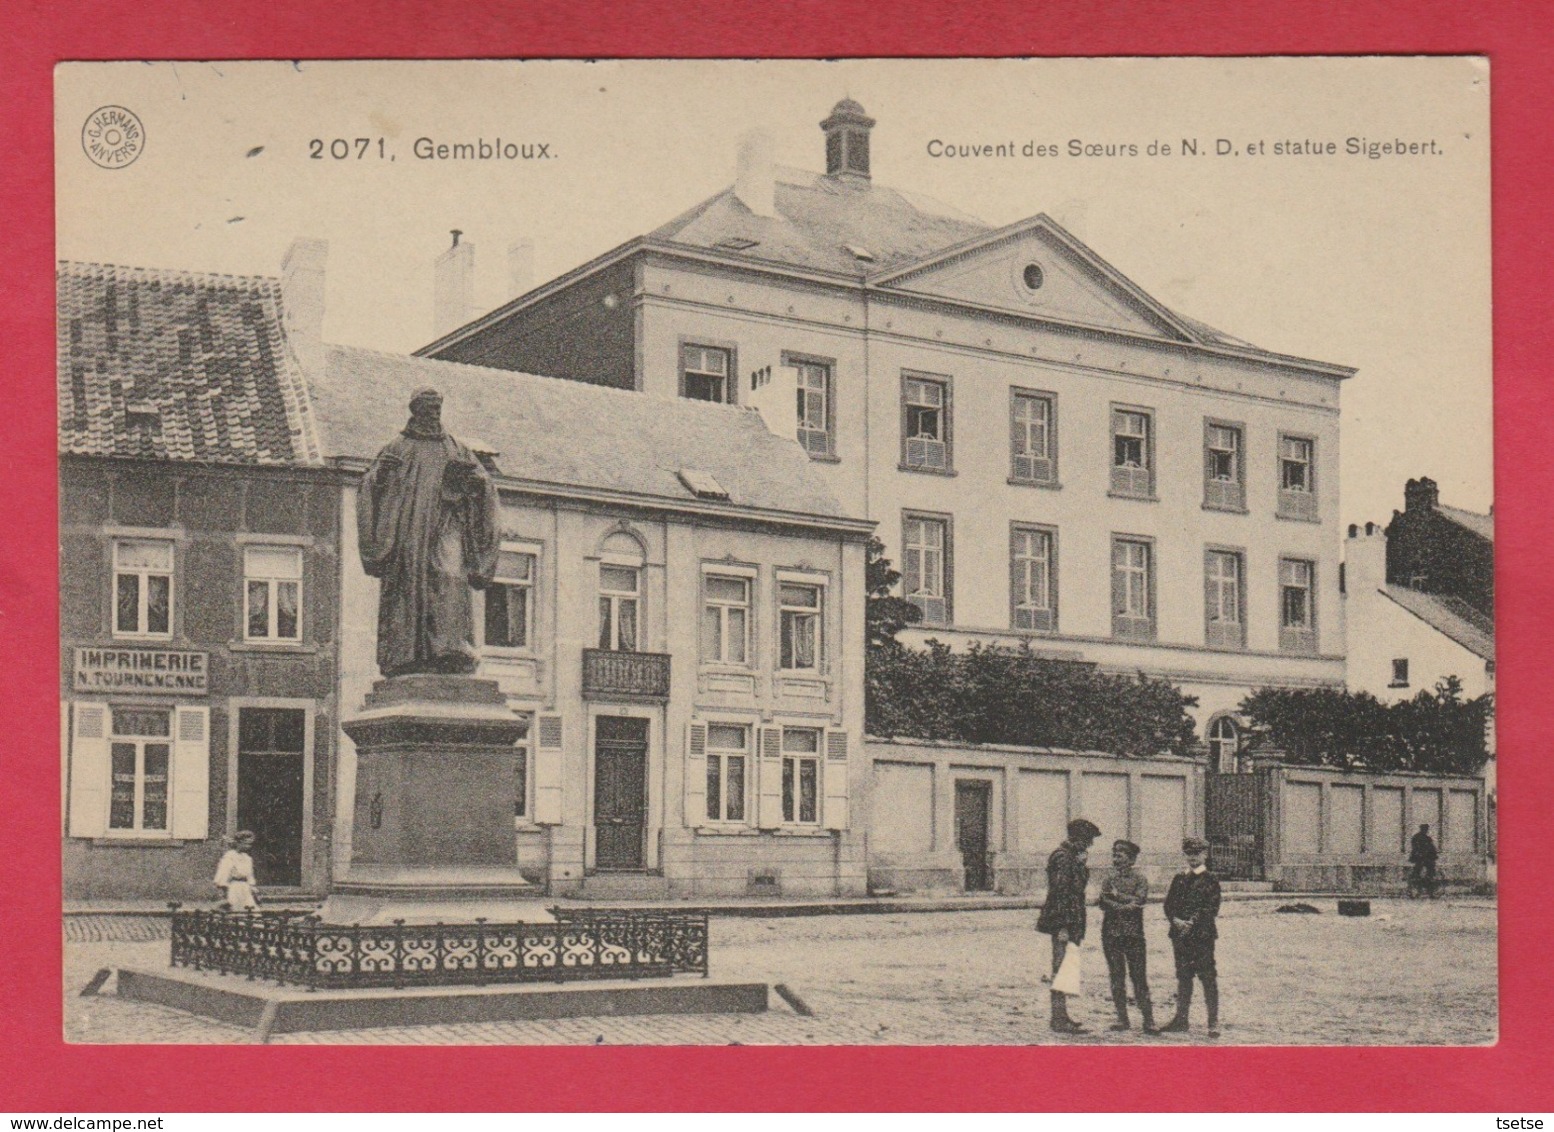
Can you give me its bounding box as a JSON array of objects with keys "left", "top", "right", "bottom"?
[
  {"left": 317, "top": 865, "right": 553, "bottom": 926},
  {"left": 330, "top": 674, "right": 539, "bottom": 925}
]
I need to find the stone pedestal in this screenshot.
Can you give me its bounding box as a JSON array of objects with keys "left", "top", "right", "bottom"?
[{"left": 319, "top": 674, "right": 553, "bottom": 925}]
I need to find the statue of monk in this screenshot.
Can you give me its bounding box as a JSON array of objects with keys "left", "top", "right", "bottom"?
[{"left": 357, "top": 388, "right": 500, "bottom": 677}]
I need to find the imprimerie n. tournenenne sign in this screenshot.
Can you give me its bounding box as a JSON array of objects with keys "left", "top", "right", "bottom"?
[{"left": 73, "top": 647, "right": 209, "bottom": 694}]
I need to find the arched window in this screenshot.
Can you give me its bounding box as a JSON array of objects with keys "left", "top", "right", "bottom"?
[{"left": 1208, "top": 715, "right": 1241, "bottom": 774}]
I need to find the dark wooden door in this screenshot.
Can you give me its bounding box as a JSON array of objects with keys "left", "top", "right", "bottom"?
[
  {"left": 955, "top": 780, "right": 993, "bottom": 892},
  {"left": 594, "top": 716, "right": 649, "bottom": 870},
  {"left": 236, "top": 708, "right": 306, "bottom": 886}
]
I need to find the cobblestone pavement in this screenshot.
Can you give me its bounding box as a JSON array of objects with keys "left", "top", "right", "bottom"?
[{"left": 64, "top": 898, "right": 1496, "bottom": 1046}]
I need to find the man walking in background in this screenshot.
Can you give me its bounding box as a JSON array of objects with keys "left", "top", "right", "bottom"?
[
  {"left": 1160, "top": 836, "right": 1223, "bottom": 1038},
  {"left": 1409, "top": 823, "right": 1440, "bottom": 898},
  {"left": 1036, "top": 818, "right": 1101, "bottom": 1033},
  {"left": 1100, "top": 838, "right": 1155, "bottom": 1032}
]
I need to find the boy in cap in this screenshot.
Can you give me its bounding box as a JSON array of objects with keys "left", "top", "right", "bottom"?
[
  {"left": 1099, "top": 839, "right": 1155, "bottom": 1032},
  {"left": 1036, "top": 817, "right": 1102, "bottom": 1033},
  {"left": 1159, "top": 836, "right": 1222, "bottom": 1036}
]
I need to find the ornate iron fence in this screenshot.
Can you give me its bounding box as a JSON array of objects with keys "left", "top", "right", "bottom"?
[{"left": 169, "top": 906, "right": 710, "bottom": 990}]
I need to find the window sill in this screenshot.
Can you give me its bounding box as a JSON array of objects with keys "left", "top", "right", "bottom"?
[
  {"left": 228, "top": 640, "right": 317, "bottom": 654},
  {"left": 1008, "top": 477, "right": 1062, "bottom": 491},
  {"left": 1202, "top": 502, "right": 1249, "bottom": 515},
  {"left": 1279, "top": 648, "right": 1320, "bottom": 658},
  {"left": 482, "top": 647, "right": 539, "bottom": 660},
  {"left": 1387, "top": 682, "right": 1411, "bottom": 690},
  {"left": 897, "top": 463, "right": 957, "bottom": 477},
  {"left": 110, "top": 634, "right": 176, "bottom": 644},
  {"left": 1275, "top": 512, "right": 1323, "bottom": 525},
  {"left": 89, "top": 836, "right": 184, "bottom": 847},
  {"left": 1107, "top": 490, "right": 1159, "bottom": 503},
  {"left": 807, "top": 452, "right": 842, "bottom": 464},
  {"left": 690, "top": 824, "right": 762, "bottom": 837}
]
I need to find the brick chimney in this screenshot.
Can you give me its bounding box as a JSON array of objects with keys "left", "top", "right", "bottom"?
[
  {"left": 507, "top": 239, "right": 534, "bottom": 300},
  {"left": 1403, "top": 476, "right": 1440, "bottom": 513},
  {"left": 280, "top": 237, "right": 328, "bottom": 377},
  {"left": 434, "top": 229, "right": 475, "bottom": 338},
  {"left": 734, "top": 128, "right": 776, "bottom": 217}
]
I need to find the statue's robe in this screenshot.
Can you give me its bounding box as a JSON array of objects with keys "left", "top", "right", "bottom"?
[{"left": 357, "top": 424, "right": 499, "bottom": 676}]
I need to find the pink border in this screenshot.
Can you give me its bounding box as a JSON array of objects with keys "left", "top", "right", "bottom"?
[{"left": 4, "top": 0, "right": 1552, "bottom": 1111}]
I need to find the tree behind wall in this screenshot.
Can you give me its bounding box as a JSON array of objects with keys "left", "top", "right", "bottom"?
[
  {"left": 865, "top": 542, "right": 1199, "bottom": 757},
  {"left": 867, "top": 639, "right": 1200, "bottom": 758},
  {"left": 1240, "top": 677, "right": 1491, "bottom": 775}
]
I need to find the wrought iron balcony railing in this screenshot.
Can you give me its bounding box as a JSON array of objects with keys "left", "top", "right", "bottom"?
[{"left": 582, "top": 648, "right": 671, "bottom": 701}]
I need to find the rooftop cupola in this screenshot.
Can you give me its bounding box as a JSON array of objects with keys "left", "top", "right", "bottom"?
[{"left": 821, "top": 98, "right": 875, "bottom": 180}]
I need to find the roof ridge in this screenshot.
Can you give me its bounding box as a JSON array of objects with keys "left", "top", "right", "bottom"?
[
  {"left": 326, "top": 343, "right": 767, "bottom": 421},
  {"left": 58, "top": 259, "right": 281, "bottom": 292}
]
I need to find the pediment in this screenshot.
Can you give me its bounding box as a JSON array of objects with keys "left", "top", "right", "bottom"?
[{"left": 877, "top": 219, "right": 1193, "bottom": 341}]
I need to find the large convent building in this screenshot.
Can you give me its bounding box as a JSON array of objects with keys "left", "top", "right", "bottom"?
[{"left": 419, "top": 99, "right": 1355, "bottom": 760}]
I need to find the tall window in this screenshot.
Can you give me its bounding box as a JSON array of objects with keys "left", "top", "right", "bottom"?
[
  {"left": 1110, "top": 407, "right": 1155, "bottom": 497},
  {"left": 781, "top": 727, "right": 821, "bottom": 825},
  {"left": 598, "top": 564, "right": 640, "bottom": 652},
  {"left": 108, "top": 706, "right": 171, "bottom": 833},
  {"left": 1010, "top": 525, "right": 1056, "bottom": 632},
  {"left": 901, "top": 375, "right": 951, "bottom": 471},
  {"left": 1204, "top": 422, "right": 1245, "bottom": 511},
  {"left": 705, "top": 723, "right": 749, "bottom": 823},
  {"left": 681, "top": 344, "right": 732, "bottom": 403},
  {"left": 1278, "top": 435, "right": 1317, "bottom": 520},
  {"left": 1010, "top": 390, "right": 1057, "bottom": 484},
  {"left": 902, "top": 514, "right": 950, "bottom": 626},
  {"left": 792, "top": 359, "right": 832, "bottom": 456},
  {"left": 1205, "top": 549, "right": 1245, "bottom": 649},
  {"left": 1279, "top": 557, "right": 1317, "bottom": 653},
  {"left": 484, "top": 550, "right": 536, "bottom": 649},
  {"left": 1111, "top": 537, "right": 1154, "bottom": 640},
  {"left": 1208, "top": 716, "right": 1240, "bottom": 775},
  {"left": 1391, "top": 658, "right": 1411, "bottom": 688},
  {"left": 778, "top": 582, "right": 822, "bottom": 670},
  {"left": 702, "top": 574, "right": 751, "bottom": 665},
  {"left": 114, "top": 538, "right": 172, "bottom": 638},
  {"left": 244, "top": 545, "right": 302, "bottom": 642}
]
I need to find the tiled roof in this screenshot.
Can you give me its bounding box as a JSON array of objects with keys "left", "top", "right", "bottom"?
[
  {"left": 1382, "top": 585, "right": 1495, "bottom": 661},
  {"left": 311, "top": 345, "right": 857, "bottom": 523},
  {"left": 58, "top": 261, "right": 320, "bottom": 466},
  {"left": 650, "top": 166, "right": 992, "bottom": 276},
  {"left": 1438, "top": 504, "right": 1494, "bottom": 542}
]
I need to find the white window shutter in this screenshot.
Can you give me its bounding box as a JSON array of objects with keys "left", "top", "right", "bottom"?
[
  {"left": 534, "top": 713, "right": 564, "bottom": 825},
  {"left": 68, "top": 703, "right": 110, "bottom": 838},
  {"left": 824, "top": 730, "right": 850, "bottom": 830},
  {"left": 757, "top": 726, "right": 784, "bottom": 829},
  {"left": 685, "top": 722, "right": 708, "bottom": 828},
  {"left": 171, "top": 705, "right": 211, "bottom": 840}
]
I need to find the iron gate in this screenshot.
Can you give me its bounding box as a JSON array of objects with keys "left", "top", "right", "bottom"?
[{"left": 1205, "top": 769, "right": 1267, "bottom": 880}]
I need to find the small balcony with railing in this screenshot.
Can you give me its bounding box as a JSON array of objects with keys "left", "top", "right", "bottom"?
[{"left": 582, "top": 649, "right": 672, "bottom": 702}]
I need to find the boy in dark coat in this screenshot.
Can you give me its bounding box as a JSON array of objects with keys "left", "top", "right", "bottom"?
[
  {"left": 1099, "top": 839, "right": 1155, "bottom": 1032},
  {"left": 1159, "top": 836, "right": 1222, "bottom": 1037},
  {"left": 1036, "top": 817, "right": 1101, "bottom": 1033}
]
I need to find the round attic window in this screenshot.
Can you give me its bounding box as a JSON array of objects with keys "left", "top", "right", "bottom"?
[{"left": 1022, "top": 263, "right": 1045, "bottom": 291}]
